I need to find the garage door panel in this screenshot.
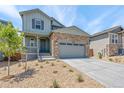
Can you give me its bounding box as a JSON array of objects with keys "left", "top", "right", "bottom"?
[{"left": 59, "top": 42, "right": 85, "bottom": 58}]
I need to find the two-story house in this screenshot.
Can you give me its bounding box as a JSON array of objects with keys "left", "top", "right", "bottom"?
[
  {"left": 90, "top": 26, "right": 124, "bottom": 57},
  {"left": 19, "top": 9, "right": 90, "bottom": 60}
]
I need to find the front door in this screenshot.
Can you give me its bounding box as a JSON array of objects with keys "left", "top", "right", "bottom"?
[
  {"left": 40, "top": 39, "right": 46, "bottom": 53},
  {"left": 40, "top": 39, "right": 50, "bottom": 53}
]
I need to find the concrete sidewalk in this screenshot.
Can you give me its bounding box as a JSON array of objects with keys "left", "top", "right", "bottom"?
[{"left": 61, "top": 58, "right": 124, "bottom": 88}]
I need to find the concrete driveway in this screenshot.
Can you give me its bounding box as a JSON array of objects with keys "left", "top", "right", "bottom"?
[{"left": 61, "top": 58, "right": 124, "bottom": 88}]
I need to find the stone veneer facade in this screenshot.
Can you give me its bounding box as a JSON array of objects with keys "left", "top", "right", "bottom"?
[
  {"left": 50, "top": 32, "right": 89, "bottom": 58},
  {"left": 106, "top": 44, "right": 122, "bottom": 56}
]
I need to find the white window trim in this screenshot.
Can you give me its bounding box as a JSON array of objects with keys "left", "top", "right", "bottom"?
[
  {"left": 30, "top": 38, "right": 36, "bottom": 48},
  {"left": 32, "top": 18, "right": 44, "bottom": 30},
  {"left": 35, "top": 18, "right": 41, "bottom": 30},
  {"left": 109, "top": 33, "right": 118, "bottom": 44}
]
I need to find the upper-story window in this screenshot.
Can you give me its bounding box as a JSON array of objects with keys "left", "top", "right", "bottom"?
[
  {"left": 110, "top": 33, "right": 118, "bottom": 44},
  {"left": 32, "top": 18, "right": 44, "bottom": 30}
]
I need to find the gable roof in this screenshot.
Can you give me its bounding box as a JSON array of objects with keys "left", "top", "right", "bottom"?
[
  {"left": 51, "top": 17, "right": 65, "bottom": 27},
  {"left": 19, "top": 8, "right": 51, "bottom": 20},
  {"left": 19, "top": 8, "right": 65, "bottom": 27},
  {"left": 51, "top": 26, "right": 90, "bottom": 36},
  {"left": 91, "top": 26, "right": 123, "bottom": 37}
]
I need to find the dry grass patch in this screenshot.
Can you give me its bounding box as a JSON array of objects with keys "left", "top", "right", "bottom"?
[
  {"left": 0, "top": 75, "right": 15, "bottom": 80},
  {"left": 0, "top": 60, "right": 104, "bottom": 88},
  {"left": 103, "top": 56, "right": 124, "bottom": 64}
]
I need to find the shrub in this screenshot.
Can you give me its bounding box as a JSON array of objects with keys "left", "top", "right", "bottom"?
[
  {"left": 35, "top": 63, "right": 39, "bottom": 66},
  {"left": 63, "top": 65, "right": 67, "bottom": 68},
  {"left": 46, "top": 61, "right": 49, "bottom": 64},
  {"left": 53, "top": 71, "right": 58, "bottom": 74},
  {"left": 69, "top": 69, "right": 74, "bottom": 72},
  {"left": 109, "top": 58, "right": 113, "bottom": 61},
  {"left": 51, "top": 63, "right": 55, "bottom": 66},
  {"left": 40, "top": 65, "right": 43, "bottom": 68},
  {"left": 77, "top": 74, "right": 84, "bottom": 82},
  {"left": 98, "top": 52, "right": 103, "bottom": 59},
  {"left": 53, "top": 80, "right": 60, "bottom": 88}
]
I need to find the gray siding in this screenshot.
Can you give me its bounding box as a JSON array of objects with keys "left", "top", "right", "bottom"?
[
  {"left": 22, "top": 11, "right": 51, "bottom": 35},
  {"left": 90, "top": 33, "right": 108, "bottom": 41}
]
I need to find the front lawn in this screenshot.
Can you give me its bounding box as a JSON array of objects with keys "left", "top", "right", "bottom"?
[{"left": 0, "top": 60, "right": 104, "bottom": 88}]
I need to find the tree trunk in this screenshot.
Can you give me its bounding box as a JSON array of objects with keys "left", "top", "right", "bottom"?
[
  {"left": 25, "top": 53, "right": 27, "bottom": 72},
  {"left": 25, "top": 61, "right": 27, "bottom": 72},
  {"left": 8, "top": 56, "right": 10, "bottom": 76}
]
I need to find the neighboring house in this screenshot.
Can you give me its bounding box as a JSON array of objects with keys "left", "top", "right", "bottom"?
[
  {"left": 19, "top": 9, "right": 90, "bottom": 60},
  {"left": 90, "top": 26, "right": 124, "bottom": 57},
  {"left": 0, "top": 19, "right": 8, "bottom": 61}
]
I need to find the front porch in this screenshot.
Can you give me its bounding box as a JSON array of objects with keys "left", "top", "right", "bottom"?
[
  {"left": 23, "top": 33, "right": 52, "bottom": 60},
  {"left": 26, "top": 38, "right": 50, "bottom": 54}
]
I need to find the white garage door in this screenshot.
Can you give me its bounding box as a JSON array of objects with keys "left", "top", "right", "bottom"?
[{"left": 59, "top": 42, "right": 85, "bottom": 58}]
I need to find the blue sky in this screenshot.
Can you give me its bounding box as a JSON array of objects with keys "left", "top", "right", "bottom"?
[{"left": 0, "top": 5, "right": 124, "bottom": 34}]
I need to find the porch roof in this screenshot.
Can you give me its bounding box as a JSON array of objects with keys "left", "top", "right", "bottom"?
[
  {"left": 19, "top": 31, "right": 49, "bottom": 37},
  {"left": 51, "top": 26, "right": 90, "bottom": 37}
]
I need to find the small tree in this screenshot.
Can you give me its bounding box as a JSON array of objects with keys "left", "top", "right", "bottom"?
[
  {"left": 0, "top": 22, "right": 24, "bottom": 76},
  {"left": 98, "top": 52, "right": 103, "bottom": 59}
]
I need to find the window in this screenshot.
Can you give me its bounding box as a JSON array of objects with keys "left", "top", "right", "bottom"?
[
  {"left": 35, "top": 19, "right": 41, "bottom": 29},
  {"left": 32, "top": 18, "right": 44, "bottom": 30},
  {"left": 30, "top": 38, "right": 35, "bottom": 47},
  {"left": 73, "top": 44, "right": 78, "bottom": 46},
  {"left": 67, "top": 43, "right": 72, "bottom": 45},
  {"left": 110, "top": 33, "right": 118, "bottom": 44},
  {"left": 115, "top": 35, "right": 118, "bottom": 43},
  {"left": 79, "top": 44, "right": 83, "bottom": 46},
  {"left": 59, "top": 43, "right": 66, "bottom": 45}
]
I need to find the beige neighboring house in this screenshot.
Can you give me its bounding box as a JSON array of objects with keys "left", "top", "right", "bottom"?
[
  {"left": 19, "top": 8, "right": 90, "bottom": 60},
  {"left": 90, "top": 26, "right": 124, "bottom": 57}
]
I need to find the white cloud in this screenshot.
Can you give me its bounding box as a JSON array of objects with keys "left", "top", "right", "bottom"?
[
  {"left": 42, "top": 6, "right": 77, "bottom": 26},
  {"left": 86, "top": 7, "right": 119, "bottom": 34},
  {"left": 111, "top": 11, "right": 124, "bottom": 27},
  {"left": 0, "top": 5, "right": 20, "bottom": 19}
]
